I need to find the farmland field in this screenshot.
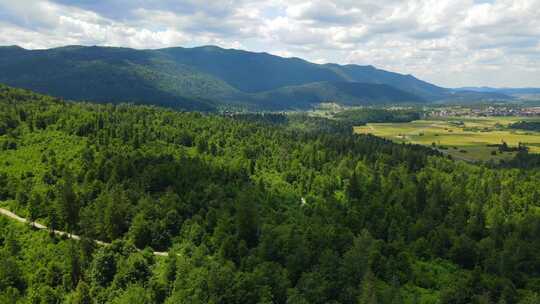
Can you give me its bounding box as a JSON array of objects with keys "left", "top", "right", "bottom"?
[{"left": 354, "top": 117, "right": 540, "bottom": 161}]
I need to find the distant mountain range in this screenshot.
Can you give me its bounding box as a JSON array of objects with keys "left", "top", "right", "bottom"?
[
  {"left": 0, "top": 45, "right": 513, "bottom": 110},
  {"left": 457, "top": 87, "right": 540, "bottom": 95}
]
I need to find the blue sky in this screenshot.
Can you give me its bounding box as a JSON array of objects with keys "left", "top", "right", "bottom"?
[{"left": 0, "top": 0, "right": 539, "bottom": 88}]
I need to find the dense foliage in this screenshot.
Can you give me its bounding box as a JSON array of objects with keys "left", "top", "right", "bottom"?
[
  {"left": 499, "top": 150, "right": 540, "bottom": 169},
  {"left": 1, "top": 85, "right": 540, "bottom": 303},
  {"left": 229, "top": 109, "right": 421, "bottom": 134},
  {"left": 228, "top": 113, "right": 355, "bottom": 134},
  {"left": 333, "top": 109, "right": 421, "bottom": 126},
  {"left": 509, "top": 121, "right": 540, "bottom": 132}
]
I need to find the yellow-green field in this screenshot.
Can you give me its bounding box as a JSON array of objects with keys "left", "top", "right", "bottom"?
[{"left": 355, "top": 117, "right": 540, "bottom": 161}]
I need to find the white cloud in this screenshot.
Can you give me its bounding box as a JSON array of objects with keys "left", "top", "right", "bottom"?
[{"left": 0, "top": 0, "right": 538, "bottom": 87}]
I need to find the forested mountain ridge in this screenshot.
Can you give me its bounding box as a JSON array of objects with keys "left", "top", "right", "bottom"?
[
  {"left": 250, "top": 81, "right": 425, "bottom": 109},
  {"left": 157, "top": 46, "right": 442, "bottom": 99},
  {"left": 1, "top": 84, "right": 539, "bottom": 303},
  {"left": 457, "top": 87, "right": 540, "bottom": 95},
  {"left": 0, "top": 45, "right": 509, "bottom": 110}
]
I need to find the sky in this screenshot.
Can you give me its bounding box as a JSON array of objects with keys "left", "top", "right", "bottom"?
[{"left": 0, "top": 0, "right": 539, "bottom": 88}]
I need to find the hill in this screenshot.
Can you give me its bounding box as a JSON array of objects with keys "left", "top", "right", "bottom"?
[
  {"left": 1, "top": 85, "right": 540, "bottom": 303},
  {"left": 250, "top": 81, "right": 425, "bottom": 109},
  {"left": 0, "top": 45, "right": 510, "bottom": 110}
]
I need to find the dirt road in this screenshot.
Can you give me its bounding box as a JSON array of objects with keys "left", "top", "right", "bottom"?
[{"left": 0, "top": 207, "right": 169, "bottom": 256}]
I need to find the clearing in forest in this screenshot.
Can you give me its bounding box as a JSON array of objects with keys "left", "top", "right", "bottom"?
[{"left": 354, "top": 117, "right": 540, "bottom": 161}]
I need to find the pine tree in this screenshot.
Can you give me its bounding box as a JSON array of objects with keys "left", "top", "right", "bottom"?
[
  {"left": 57, "top": 174, "right": 80, "bottom": 234},
  {"left": 69, "top": 242, "right": 82, "bottom": 290},
  {"left": 28, "top": 191, "right": 42, "bottom": 227}
]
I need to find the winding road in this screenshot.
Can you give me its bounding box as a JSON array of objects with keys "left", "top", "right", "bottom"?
[{"left": 0, "top": 207, "right": 169, "bottom": 256}]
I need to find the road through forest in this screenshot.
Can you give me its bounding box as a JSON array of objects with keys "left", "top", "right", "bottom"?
[{"left": 0, "top": 207, "right": 169, "bottom": 256}]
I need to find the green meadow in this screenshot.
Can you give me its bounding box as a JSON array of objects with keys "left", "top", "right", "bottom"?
[{"left": 355, "top": 116, "right": 540, "bottom": 161}]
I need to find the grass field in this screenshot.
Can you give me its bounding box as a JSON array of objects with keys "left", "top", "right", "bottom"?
[{"left": 355, "top": 117, "right": 540, "bottom": 161}]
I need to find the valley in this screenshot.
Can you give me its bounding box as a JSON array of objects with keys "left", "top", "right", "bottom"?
[{"left": 2, "top": 0, "right": 540, "bottom": 302}]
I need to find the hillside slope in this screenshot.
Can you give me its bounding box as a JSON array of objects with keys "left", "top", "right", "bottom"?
[
  {"left": 251, "top": 81, "right": 425, "bottom": 109},
  {"left": 0, "top": 84, "right": 539, "bottom": 303}
]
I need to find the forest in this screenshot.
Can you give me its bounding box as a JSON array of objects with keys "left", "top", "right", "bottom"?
[
  {"left": 1, "top": 84, "right": 540, "bottom": 303},
  {"left": 333, "top": 109, "right": 421, "bottom": 126},
  {"left": 509, "top": 121, "right": 540, "bottom": 132}
]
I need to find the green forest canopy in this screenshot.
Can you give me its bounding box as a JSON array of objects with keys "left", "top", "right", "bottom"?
[{"left": 1, "top": 84, "right": 540, "bottom": 303}]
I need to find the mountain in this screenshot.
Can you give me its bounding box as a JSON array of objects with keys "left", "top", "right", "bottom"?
[
  {"left": 0, "top": 45, "right": 220, "bottom": 111},
  {"left": 457, "top": 87, "right": 540, "bottom": 95},
  {"left": 0, "top": 45, "right": 510, "bottom": 110},
  {"left": 251, "top": 81, "right": 425, "bottom": 109},
  {"left": 443, "top": 89, "right": 514, "bottom": 103},
  {"left": 158, "top": 46, "right": 445, "bottom": 99},
  {"left": 456, "top": 87, "right": 540, "bottom": 101}
]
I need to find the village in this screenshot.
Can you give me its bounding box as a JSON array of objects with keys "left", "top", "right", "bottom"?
[{"left": 429, "top": 105, "right": 540, "bottom": 118}]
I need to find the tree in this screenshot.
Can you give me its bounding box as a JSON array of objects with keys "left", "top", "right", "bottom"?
[
  {"left": 235, "top": 190, "right": 260, "bottom": 247},
  {"left": 0, "top": 287, "right": 20, "bottom": 304},
  {"left": 69, "top": 241, "right": 82, "bottom": 290},
  {"left": 0, "top": 251, "right": 25, "bottom": 292},
  {"left": 110, "top": 284, "right": 151, "bottom": 304},
  {"left": 0, "top": 172, "right": 9, "bottom": 200},
  {"left": 286, "top": 289, "right": 309, "bottom": 304},
  {"left": 47, "top": 205, "right": 59, "bottom": 234},
  {"left": 449, "top": 235, "right": 478, "bottom": 269},
  {"left": 81, "top": 146, "right": 95, "bottom": 170},
  {"left": 27, "top": 286, "right": 59, "bottom": 304},
  {"left": 57, "top": 174, "right": 80, "bottom": 234},
  {"left": 113, "top": 253, "right": 151, "bottom": 288},
  {"left": 28, "top": 191, "right": 42, "bottom": 227},
  {"left": 3, "top": 229, "right": 21, "bottom": 255},
  {"left": 358, "top": 271, "right": 378, "bottom": 304},
  {"left": 129, "top": 213, "right": 152, "bottom": 250},
  {"left": 343, "top": 230, "right": 376, "bottom": 284},
  {"left": 104, "top": 189, "right": 130, "bottom": 240},
  {"left": 15, "top": 183, "right": 30, "bottom": 206},
  {"left": 347, "top": 171, "right": 362, "bottom": 200},
  {"left": 90, "top": 248, "right": 117, "bottom": 287},
  {"left": 72, "top": 281, "right": 91, "bottom": 304},
  {"left": 518, "top": 292, "right": 540, "bottom": 304}
]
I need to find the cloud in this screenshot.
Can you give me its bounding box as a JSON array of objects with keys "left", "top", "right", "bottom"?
[{"left": 0, "top": 0, "right": 538, "bottom": 87}]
